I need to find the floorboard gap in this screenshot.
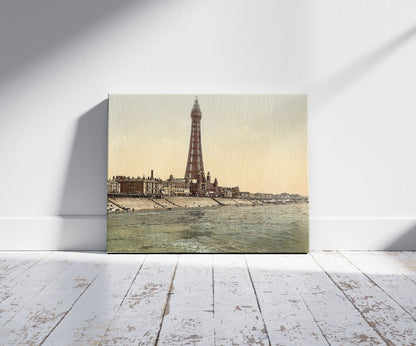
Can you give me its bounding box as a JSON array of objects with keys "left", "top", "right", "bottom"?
[
  {"left": 39, "top": 271, "right": 101, "bottom": 345},
  {"left": 154, "top": 255, "right": 180, "bottom": 346},
  {"left": 244, "top": 255, "right": 272, "bottom": 346},
  {"left": 339, "top": 251, "right": 416, "bottom": 322},
  {"left": 310, "top": 252, "right": 390, "bottom": 345}
]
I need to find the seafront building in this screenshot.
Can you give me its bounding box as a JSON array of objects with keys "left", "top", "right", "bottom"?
[
  {"left": 107, "top": 180, "right": 120, "bottom": 194},
  {"left": 163, "top": 176, "right": 190, "bottom": 196},
  {"left": 111, "top": 170, "right": 163, "bottom": 196}
]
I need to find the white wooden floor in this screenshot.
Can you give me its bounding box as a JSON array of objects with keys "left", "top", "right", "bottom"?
[{"left": 0, "top": 252, "right": 415, "bottom": 345}]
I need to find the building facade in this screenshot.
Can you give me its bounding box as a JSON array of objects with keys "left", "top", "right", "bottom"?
[
  {"left": 162, "top": 176, "right": 190, "bottom": 196},
  {"left": 111, "top": 170, "right": 162, "bottom": 196},
  {"left": 107, "top": 180, "right": 120, "bottom": 194}
]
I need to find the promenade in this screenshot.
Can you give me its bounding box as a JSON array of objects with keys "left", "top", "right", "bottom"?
[{"left": 107, "top": 196, "right": 254, "bottom": 213}]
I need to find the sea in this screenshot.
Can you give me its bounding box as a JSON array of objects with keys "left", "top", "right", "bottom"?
[{"left": 107, "top": 203, "right": 309, "bottom": 253}]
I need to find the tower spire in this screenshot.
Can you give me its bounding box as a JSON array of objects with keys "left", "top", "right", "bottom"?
[{"left": 191, "top": 96, "right": 201, "bottom": 116}]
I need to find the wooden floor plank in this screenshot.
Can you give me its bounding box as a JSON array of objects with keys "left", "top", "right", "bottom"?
[
  {"left": 245, "top": 255, "right": 327, "bottom": 345},
  {"left": 0, "top": 251, "right": 50, "bottom": 288},
  {"left": 0, "top": 252, "right": 36, "bottom": 273},
  {"left": 403, "top": 251, "right": 416, "bottom": 263},
  {"left": 42, "top": 254, "right": 146, "bottom": 345},
  {"left": 0, "top": 252, "right": 74, "bottom": 329},
  {"left": 342, "top": 251, "right": 416, "bottom": 320},
  {"left": 213, "top": 255, "right": 269, "bottom": 345},
  {"left": 0, "top": 252, "right": 108, "bottom": 345},
  {"left": 0, "top": 251, "right": 414, "bottom": 345},
  {"left": 100, "top": 254, "right": 178, "bottom": 345},
  {"left": 279, "top": 254, "right": 384, "bottom": 345},
  {"left": 312, "top": 251, "right": 416, "bottom": 345},
  {"left": 373, "top": 251, "right": 416, "bottom": 282},
  {"left": 157, "top": 254, "right": 214, "bottom": 345}
]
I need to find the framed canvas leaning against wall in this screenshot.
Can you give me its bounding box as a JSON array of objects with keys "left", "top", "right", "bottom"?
[{"left": 107, "top": 94, "right": 309, "bottom": 253}]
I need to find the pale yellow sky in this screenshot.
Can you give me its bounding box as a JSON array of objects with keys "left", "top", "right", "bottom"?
[{"left": 108, "top": 94, "right": 308, "bottom": 195}]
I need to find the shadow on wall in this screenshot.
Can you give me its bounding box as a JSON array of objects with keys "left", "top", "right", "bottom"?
[
  {"left": 0, "top": 0, "right": 136, "bottom": 82},
  {"left": 57, "top": 100, "right": 108, "bottom": 250},
  {"left": 385, "top": 223, "right": 416, "bottom": 251},
  {"left": 309, "top": 24, "right": 416, "bottom": 110},
  {"left": 308, "top": 23, "right": 416, "bottom": 251},
  {"left": 59, "top": 100, "right": 108, "bottom": 216}
]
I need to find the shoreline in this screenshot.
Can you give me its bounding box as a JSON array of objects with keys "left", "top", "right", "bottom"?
[{"left": 107, "top": 196, "right": 308, "bottom": 213}]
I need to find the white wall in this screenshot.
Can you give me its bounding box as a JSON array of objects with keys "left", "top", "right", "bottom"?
[{"left": 1, "top": 0, "right": 415, "bottom": 250}]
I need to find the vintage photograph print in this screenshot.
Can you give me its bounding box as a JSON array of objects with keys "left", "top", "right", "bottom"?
[{"left": 107, "top": 95, "right": 308, "bottom": 253}]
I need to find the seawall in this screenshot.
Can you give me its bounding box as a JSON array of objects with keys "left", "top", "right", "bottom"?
[{"left": 107, "top": 196, "right": 254, "bottom": 213}]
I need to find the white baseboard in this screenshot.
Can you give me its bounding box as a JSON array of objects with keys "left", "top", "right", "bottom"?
[
  {"left": 0, "top": 216, "right": 106, "bottom": 251},
  {"left": 310, "top": 218, "right": 416, "bottom": 250},
  {"left": 0, "top": 217, "right": 415, "bottom": 251}
]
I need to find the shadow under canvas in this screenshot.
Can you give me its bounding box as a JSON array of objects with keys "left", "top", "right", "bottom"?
[{"left": 58, "top": 100, "right": 108, "bottom": 251}]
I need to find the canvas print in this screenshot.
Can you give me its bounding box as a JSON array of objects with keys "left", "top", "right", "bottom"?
[{"left": 107, "top": 95, "right": 308, "bottom": 253}]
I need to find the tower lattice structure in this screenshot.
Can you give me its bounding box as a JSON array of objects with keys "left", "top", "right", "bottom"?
[{"left": 185, "top": 97, "right": 205, "bottom": 181}]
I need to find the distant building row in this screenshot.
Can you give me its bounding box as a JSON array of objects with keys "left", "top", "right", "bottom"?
[
  {"left": 107, "top": 170, "right": 240, "bottom": 198},
  {"left": 240, "top": 191, "right": 308, "bottom": 203},
  {"left": 108, "top": 170, "right": 307, "bottom": 202}
]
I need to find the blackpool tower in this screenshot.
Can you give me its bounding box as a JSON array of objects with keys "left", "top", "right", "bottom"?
[{"left": 185, "top": 97, "right": 205, "bottom": 180}]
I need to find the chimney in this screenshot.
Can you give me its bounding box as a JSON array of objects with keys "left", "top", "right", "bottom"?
[{"left": 151, "top": 170, "right": 154, "bottom": 180}]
